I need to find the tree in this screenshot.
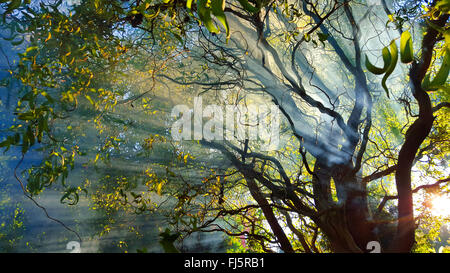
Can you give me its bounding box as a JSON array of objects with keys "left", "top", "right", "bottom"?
[{"left": 0, "top": 0, "right": 448, "bottom": 253}]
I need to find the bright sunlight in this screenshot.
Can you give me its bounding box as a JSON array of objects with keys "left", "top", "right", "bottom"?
[{"left": 431, "top": 195, "right": 450, "bottom": 217}]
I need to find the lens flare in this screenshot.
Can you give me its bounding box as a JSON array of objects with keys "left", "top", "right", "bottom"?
[{"left": 430, "top": 195, "right": 450, "bottom": 217}]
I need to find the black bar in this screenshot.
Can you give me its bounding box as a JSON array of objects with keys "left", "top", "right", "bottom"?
[{"left": 0, "top": 253, "right": 447, "bottom": 272}]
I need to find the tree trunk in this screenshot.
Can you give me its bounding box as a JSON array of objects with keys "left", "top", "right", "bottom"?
[
  {"left": 388, "top": 66, "right": 434, "bottom": 252},
  {"left": 388, "top": 12, "right": 447, "bottom": 251},
  {"left": 333, "top": 164, "right": 377, "bottom": 252},
  {"left": 312, "top": 160, "right": 376, "bottom": 252}
]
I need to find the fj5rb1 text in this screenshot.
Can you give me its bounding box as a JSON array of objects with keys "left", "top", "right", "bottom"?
[{"left": 228, "top": 257, "right": 264, "bottom": 270}]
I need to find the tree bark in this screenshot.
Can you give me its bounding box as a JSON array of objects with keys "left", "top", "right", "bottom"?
[
  {"left": 389, "top": 13, "right": 448, "bottom": 252},
  {"left": 246, "top": 178, "right": 295, "bottom": 253},
  {"left": 389, "top": 72, "right": 434, "bottom": 252}
]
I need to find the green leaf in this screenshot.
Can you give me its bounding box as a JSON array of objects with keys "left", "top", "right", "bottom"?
[
  {"left": 317, "top": 32, "right": 329, "bottom": 46},
  {"left": 423, "top": 48, "right": 450, "bottom": 90},
  {"left": 37, "top": 122, "right": 43, "bottom": 143},
  {"left": 21, "top": 132, "right": 29, "bottom": 154},
  {"left": 435, "top": 0, "right": 450, "bottom": 13},
  {"left": 61, "top": 187, "right": 79, "bottom": 205},
  {"left": 211, "top": 0, "right": 230, "bottom": 40},
  {"left": 444, "top": 29, "right": 450, "bottom": 45},
  {"left": 27, "top": 178, "right": 41, "bottom": 195},
  {"left": 365, "top": 46, "right": 392, "bottom": 75},
  {"left": 26, "top": 125, "right": 34, "bottom": 146},
  {"left": 400, "top": 30, "right": 414, "bottom": 63},
  {"left": 422, "top": 73, "right": 432, "bottom": 90},
  {"left": 431, "top": 48, "right": 450, "bottom": 85},
  {"left": 237, "top": 0, "right": 259, "bottom": 13},
  {"left": 197, "top": 0, "right": 219, "bottom": 34},
  {"left": 0, "top": 138, "right": 10, "bottom": 148},
  {"left": 17, "top": 112, "right": 34, "bottom": 120},
  {"left": 381, "top": 40, "right": 398, "bottom": 98}
]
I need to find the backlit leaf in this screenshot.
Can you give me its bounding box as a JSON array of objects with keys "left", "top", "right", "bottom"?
[
  {"left": 400, "top": 30, "right": 414, "bottom": 63},
  {"left": 197, "top": 0, "right": 219, "bottom": 34},
  {"left": 381, "top": 40, "right": 398, "bottom": 98},
  {"left": 211, "top": 0, "right": 230, "bottom": 40},
  {"left": 365, "top": 46, "right": 392, "bottom": 75}
]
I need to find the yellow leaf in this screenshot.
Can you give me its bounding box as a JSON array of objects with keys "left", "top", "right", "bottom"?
[
  {"left": 157, "top": 182, "right": 163, "bottom": 195},
  {"left": 45, "top": 32, "right": 51, "bottom": 42}
]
